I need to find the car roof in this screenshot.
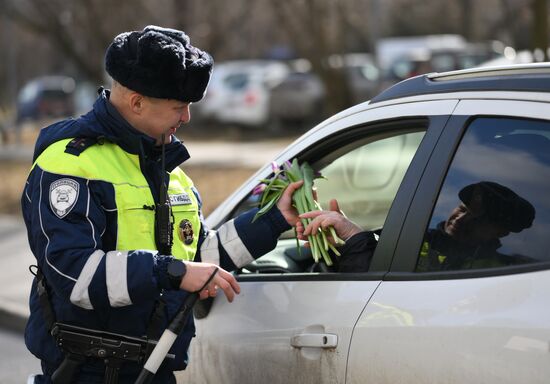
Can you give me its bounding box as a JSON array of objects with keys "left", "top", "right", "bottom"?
[{"left": 371, "top": 63, "right": 550, "bottom": 104}]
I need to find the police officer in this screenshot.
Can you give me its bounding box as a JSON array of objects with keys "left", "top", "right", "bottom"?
[{"left": 22, "top": 25, "right": 301, "bottom": 383}]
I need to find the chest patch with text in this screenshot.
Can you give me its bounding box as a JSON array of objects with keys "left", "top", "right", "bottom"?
[{"left": 169, "top": 193, "right": 192, "bottom": 206}]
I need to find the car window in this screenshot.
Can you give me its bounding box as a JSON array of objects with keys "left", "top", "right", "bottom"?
[
  {"left": 224, "top": 73, "right": 249, "bottom": 90},
  {"left": 315, "top": 131, "right": 424, "bottom": 230},
  {"left": 416, "top": 117, "right": 550, "bottom": 272},
  {"left": 234, "top": 127, "right": 426, "bottom": 275}
]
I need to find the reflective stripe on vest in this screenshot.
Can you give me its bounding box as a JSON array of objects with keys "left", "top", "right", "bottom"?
[{"left": 34, "top": 138, "right": 200, "bottom": 261}]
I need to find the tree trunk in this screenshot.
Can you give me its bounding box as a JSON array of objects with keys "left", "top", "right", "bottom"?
[{"left": 532, "top": 0, "right": 549, "bottom": 60}]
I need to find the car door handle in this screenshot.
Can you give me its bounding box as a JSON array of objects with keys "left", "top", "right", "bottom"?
[{"left": 290, "top": 333, "right": 338, "bottom": 348}]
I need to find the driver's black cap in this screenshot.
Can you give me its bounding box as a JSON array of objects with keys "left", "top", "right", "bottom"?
[{"left": 458, "top": 181, "right": 535, "bottom": 232}]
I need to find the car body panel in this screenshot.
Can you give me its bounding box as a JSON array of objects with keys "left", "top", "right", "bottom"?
[
  {"left": 453, "top": 98, "right": 550, "bottom": 120},
  {"left": 183, "top": 279, "right": 381, "bottom": 384},
  {"left": 347, "top": 269, "right": 550, "bottom": 384}
]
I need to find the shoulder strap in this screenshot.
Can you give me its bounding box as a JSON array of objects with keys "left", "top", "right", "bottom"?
[{"left": 64, "top": 137, "right": 98, "bottom": 156}]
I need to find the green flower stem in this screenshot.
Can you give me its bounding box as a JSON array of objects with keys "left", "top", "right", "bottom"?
[
  {"left": 309, "top": 233, "right": 324, "bottom": 264},
  {"left": 294, "top": 228, "right": 302, "bottom": 258},
  {"left": 326, "top": 241, "right": 341, "bottom": 257},
  {"left": 328, "top": 227, "right": 345, "bottom": 246},
  {"left": 254, "top": 159, "right": 345, "bottom": 265},
  {"left": 320, "top": 229, "right": 329, "bottom": 251},
  {"left": 317, "top": 236, "right": 333, "bottom": 266},
  {"left": 261, "top": 175, "right": 283, "bottom": 206}
]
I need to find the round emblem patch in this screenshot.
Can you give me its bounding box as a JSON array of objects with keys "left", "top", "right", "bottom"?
[
  {"left": 178, "top": 219, "right": 194, "bottom": 245},
  {"left": 49, "top": 178, "right": 79, "bottom": 219}
]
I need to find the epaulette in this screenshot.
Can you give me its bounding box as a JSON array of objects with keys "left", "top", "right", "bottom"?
[{"left": 64, "top": 137, "right": 98, "bottom": 156}]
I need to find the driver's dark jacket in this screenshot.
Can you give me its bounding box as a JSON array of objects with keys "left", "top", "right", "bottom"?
[
  {"left": 334, "top": 223, "right": 529, "bottom": 273},
  {"left": 416, "top": 222, "right": 528, "bottom": 271},
  {"left": 334, "top": 231, "right": 378, "bottom": 273},
  {"left": 21, "top": 91, "right": 290, "bottom": 382}
]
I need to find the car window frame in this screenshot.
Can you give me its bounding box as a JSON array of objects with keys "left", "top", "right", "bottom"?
[
  {"left": 389, "top": 110, "right": 550, "bottom": 280},
  {"left": 231, "top": 115, "right": 451, "bottom": 282}
]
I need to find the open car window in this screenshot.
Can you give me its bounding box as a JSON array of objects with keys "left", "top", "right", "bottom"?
[
  {"left": 232, "top": 125, "right": 426, "bottom": 275},
  {"left": 315, "top": 131, "right": 424, "bottom": 231}
]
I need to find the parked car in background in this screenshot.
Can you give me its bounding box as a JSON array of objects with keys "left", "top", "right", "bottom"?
[
  {"left": 375, "top": 34, "right": 468, "bottom": 71},
  {"left": 269, "top": 70, "right": 326, "bottom": 127},
  {"left": 269, "top": 54, "right": 381, "bottom": 128},
  {"left": 380, "top": 42, "right": 505, "bottom": 90},
  {"left": 336, "top": 53, "right": 381, "bottom": 103},
  {"left": 16, "top": 76, "right": 76, "bottom": 122},
  {"left": 479, "top": 48, "right": 538, "bottom": 67},
  {"left": 181, "top": 64, "right": 550, "bottom": 384},
  {"left": 193, "top": 60, "right": 290, "bottom": 128}
]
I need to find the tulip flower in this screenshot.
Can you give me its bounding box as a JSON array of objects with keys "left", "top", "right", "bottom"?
[
  {"left": 252, "top": 159, "right": 344, "bottom": 266},
  {"left": 252, "top": 183, "right": 267, "bottom": 196}
]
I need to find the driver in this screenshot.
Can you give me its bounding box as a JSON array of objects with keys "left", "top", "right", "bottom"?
[{"left": 297, "top": 181, "right": 535, "bottom": 272}]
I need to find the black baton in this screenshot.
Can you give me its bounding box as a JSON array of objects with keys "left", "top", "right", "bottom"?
[{"left": 134, "top": 267, "right": 218, "bottom": 384}]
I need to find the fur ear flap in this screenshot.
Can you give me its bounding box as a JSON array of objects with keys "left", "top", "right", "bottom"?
[{"left": 105, "top": 25, "right": 213, "bottom": 103}]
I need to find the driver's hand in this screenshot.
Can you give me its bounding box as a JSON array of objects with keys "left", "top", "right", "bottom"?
[{"left": 298, "top": 199, "right": 363, "bottom": 244}]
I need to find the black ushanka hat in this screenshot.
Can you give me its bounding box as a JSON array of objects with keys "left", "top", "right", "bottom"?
[
  {"left": 459, "top": 181, "right": 535, "bottom": 233},
  {"left": 105, "top": 25, "right": 213, "bottom": 103}
]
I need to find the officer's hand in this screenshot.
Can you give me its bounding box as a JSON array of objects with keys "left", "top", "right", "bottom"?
[
  {"left": 276, "top": 180, "right": 304, "bottom": 226},
  {"left": 180, "top": 262, "right": 240, "bottom": 302},
  {"left": 298, "top": 199, "right": 363, "bottom": 244}
]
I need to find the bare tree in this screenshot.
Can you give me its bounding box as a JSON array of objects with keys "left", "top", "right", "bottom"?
[
  {"left": 268, "top": 0, "right": 366, "bottom": 115},
  {"left": 0, "top": 0, "right": 545, "bottom": 115},
  {"left": 0, "top": 0, "right": 164, "bottom": 83},
  {"left": 532, "top": 0, "right": 549, "bottom": 59}
]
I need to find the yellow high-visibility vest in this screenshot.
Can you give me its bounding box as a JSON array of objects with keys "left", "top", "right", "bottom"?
[{"left": 34, "top": 138, "right": 200, "bottom": 261}]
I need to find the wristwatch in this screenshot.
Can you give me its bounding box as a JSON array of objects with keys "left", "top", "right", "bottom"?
[{"left": 167, "top": 259, "right": 187, "bottom": 290}]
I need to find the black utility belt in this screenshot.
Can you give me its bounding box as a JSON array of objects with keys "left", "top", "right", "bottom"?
[{"left": 50, "top": 322, "right": 171, "bottom": 384}]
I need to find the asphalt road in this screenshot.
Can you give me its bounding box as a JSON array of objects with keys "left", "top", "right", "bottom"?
[{"left": 0, "top": 328, "right": 41, "bottom": 383}]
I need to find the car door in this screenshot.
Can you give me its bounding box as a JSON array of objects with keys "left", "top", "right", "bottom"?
[
  {"left": 179, "top": 100, "right": 459, "bottom": 384},
  {"left": 347, "top": 99, "right": 550, "bottom": 384}
]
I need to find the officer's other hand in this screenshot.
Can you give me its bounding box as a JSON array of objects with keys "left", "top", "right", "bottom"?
[
  {"left": 276, "top": 180, "right": 304, "bottom": 226},
  {"left": 299, "top": 199, "right": 363, "bottom": 243},
  {"left": 180, "top": 262, "right": 240, "bottom": 302}
]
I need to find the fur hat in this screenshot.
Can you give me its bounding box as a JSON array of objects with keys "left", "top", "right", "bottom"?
[
  {"left": 459, "top": 181, "right": 535, "bottom": 232},
  {"left": 105, "top": 25, "right": 213, "bottom": 102}
]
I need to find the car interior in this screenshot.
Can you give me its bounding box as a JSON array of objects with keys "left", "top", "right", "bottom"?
[{"left": 229, "top": 128, "right": 426, "bottom": 275}]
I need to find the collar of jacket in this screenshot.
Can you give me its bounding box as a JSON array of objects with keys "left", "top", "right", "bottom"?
[{"left": 93, "top": 90, "right": 190, "bottom": 172}]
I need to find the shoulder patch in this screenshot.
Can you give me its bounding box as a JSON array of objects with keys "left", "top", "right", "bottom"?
[{"left": 49, "top": 178, "right": 79, "bottom": 218}]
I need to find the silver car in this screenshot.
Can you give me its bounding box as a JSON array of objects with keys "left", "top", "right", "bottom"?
[{"left": 181, "top": 64, "right": 550, "bottom": 384}]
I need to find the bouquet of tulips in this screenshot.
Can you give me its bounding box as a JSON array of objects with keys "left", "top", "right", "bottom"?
[{"left": 252, "top": 159, "right": 344, "bottom": 266}]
